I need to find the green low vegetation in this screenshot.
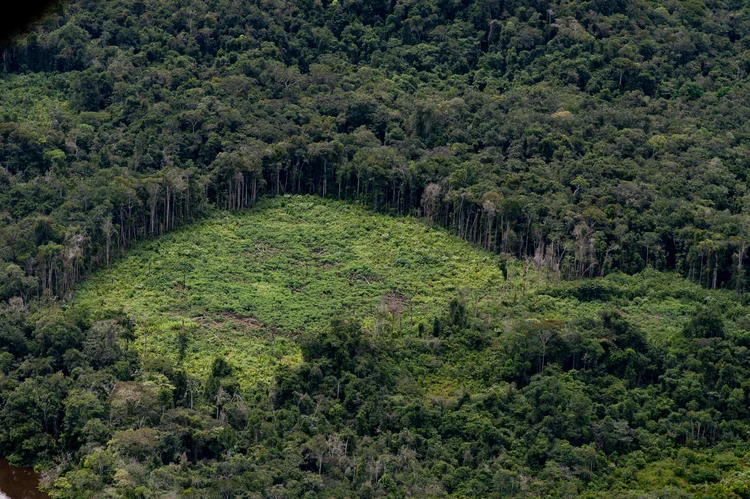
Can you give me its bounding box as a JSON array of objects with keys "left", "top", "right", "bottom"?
[
  {"left": 4, "top": 0, "right": 750, "bottom": 495},
  {"left": 3, "top": 197, "right": 750, "bottom": 497},
  {"left": 4, "top": 0, "right": 750, "bottom": 306},
  {"left": 74, "top": 195, "right": 507, "bottom": 385},
  {"left": 73, "top": 196, "right": 730, "bottom": 390}
]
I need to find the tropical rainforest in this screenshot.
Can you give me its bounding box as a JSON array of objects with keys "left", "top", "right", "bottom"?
[{"left": 2, "top": 0, "right": 750, "bottom": 496}]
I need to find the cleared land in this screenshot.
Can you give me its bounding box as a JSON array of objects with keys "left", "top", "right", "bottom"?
[
  {"left": 74, "top": 196, "right": 733, "bottom": 388},
  {"left": 74, "top": 196, "right": 508, "bottom": 384}
]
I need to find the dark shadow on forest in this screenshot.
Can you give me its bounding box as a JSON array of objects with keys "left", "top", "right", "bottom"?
[{"left": 0, "top": 0, "right": 64, "bottom": 46}]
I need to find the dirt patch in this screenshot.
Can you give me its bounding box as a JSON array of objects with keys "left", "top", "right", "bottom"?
[
  {"left": 378, "top": 291, "right": 409, "bottom": 317},
  {"left": 387, "top": 291, "right": 408, "bottom": 316},
  {"left": 217, "top": 311, "right": 265, "bottom": 329},
  {"left": 192, "top": 312, "right": 302, "bottom": 338}
]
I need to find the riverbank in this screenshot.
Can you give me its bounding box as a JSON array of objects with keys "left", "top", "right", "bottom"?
[{"left": 0, "top": 459, "right": 48, "bottom": 499}]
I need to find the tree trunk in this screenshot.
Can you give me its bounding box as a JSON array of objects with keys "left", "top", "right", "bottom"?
[{"left": 737, "top": 242, "right": 746, "bottom": 295}]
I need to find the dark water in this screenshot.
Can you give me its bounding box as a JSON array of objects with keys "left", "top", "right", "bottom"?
[{"left": 0, "top": 460, "right": 48, "bottom": 499}]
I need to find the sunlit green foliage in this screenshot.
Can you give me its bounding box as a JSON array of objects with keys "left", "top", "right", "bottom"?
[
  {"left": 3, "top": 0, "right": 750, "bottom": 301},
  {"left": 3, "top": 0, "right": 750, "bottom": 495},
  {"left": 74, "top": 195, "right": 508, "bottom": 385},
  {"left": 3, "top": 198, "right": 750, "bottom": 497}
]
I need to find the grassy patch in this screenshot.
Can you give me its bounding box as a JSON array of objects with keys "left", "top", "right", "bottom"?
[
  {"left": 73, "top": 196, "right": 738, "bottom": 388},
  {"left": 74, "top": 196, "right": 509, "bottom": 385}
]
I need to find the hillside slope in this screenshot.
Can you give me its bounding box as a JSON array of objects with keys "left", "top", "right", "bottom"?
[
  {"left": 3, "top": 0, "right": 750, "bottom": 302},
  {"left": 4, "top": 0, "right": 750, "bottom": 496},
  {"left": 2, "top": 198, "right": 750, "bottom": 497},
  {"left": 74, "top": 196, "right": 506, "bottom": 385}
]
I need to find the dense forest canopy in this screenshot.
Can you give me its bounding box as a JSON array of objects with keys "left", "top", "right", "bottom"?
[
  {"left": 2, "top": 0, "right": 750, "bottom": 299},
  {"left": 5, "top": 0, "right": 750, "bottom": 497},
  {"left": 5, "top": 198, "right": 750, "bottom": 497}
]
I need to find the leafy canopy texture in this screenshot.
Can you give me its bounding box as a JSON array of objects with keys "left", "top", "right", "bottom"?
[
  {"left": 3, "top": 0, "right": 750, "bottom": 496},
  {"left": 1, "top": 198, "right": 750, "bottom": 497},
  {"left": 2, "top": 0, "right": 750, "bottom": 297}
]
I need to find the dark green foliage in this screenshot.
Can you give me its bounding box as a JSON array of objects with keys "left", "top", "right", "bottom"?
[
  {"left": 683, "top": 306, "right": 725, "bottom": 339},
  {"left": 549, "top": 280, "right": 621, "bottom": 302},
  {"left": 301, "top": 317, "right": 363, "bottom": 374},
  {"left": 2, "top": 0, "right": 750, "bottom": 302},
  {"left": 1, "top": 252, "right": 750, "bottom": 496},
  {"left": 3, "top": 0, "right": 750, "bottom": 496}
]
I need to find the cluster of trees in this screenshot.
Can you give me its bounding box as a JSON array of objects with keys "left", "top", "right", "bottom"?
[
  {"left": 4, "top": 1, "right": 750, "bottom": 496},
  {"left": 3, "top": 279, "right": 750, "bottom": 497},
  {"left": 3, "top": 0, "right": 750, "bottom": 302}
]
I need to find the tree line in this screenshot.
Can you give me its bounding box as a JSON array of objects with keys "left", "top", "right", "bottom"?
[
  {"left": 2, "top": 0, "right": 750, "bottom": 302},
  {"left": 3, "top": 274, "right": 750, "bottom": 496}
]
